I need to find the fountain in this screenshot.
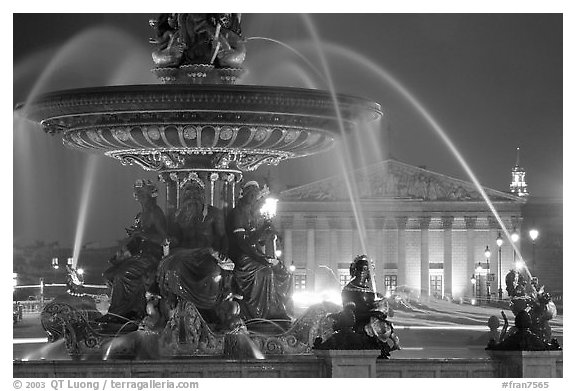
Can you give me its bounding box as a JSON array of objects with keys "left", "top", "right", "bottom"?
[
  {"left": 21, "top": 13, "right": 383, "bottom": 364},
  {"left": 14, "top": 13, "right": 561, "bottom": 378}
]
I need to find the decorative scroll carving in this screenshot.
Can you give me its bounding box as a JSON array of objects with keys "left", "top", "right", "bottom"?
[
  {"left": 441, "top": 216, "right": 454, "bottom": 229},
  {"left": 106, "top": 149, "right": 294, "bottom": 172},
  {"left": 464, "top": 216, "right": 478, "bottom": 230},
  {"left": 419, "top": 216, "right": 432, "bottom": 230}
]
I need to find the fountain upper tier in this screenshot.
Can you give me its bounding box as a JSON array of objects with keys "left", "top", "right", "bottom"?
[{"left": 23, "top": 84, "right": 382, "bottom": 171}]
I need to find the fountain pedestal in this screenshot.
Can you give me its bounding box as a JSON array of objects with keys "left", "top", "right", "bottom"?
[
  {"left": 314, "top": 349, "right": 380, "bottom": 378},
  {"left": 489, "top": 351, "right": 563, "bottom": 378}
]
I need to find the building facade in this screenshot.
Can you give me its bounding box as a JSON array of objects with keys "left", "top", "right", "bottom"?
[{"left": 276, "top": 159, "right": 526, "bottom": 300}]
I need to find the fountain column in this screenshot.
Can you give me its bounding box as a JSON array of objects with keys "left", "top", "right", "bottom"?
[
  {"left": 395, "top": 216, "right": 408, "bottom": 287},
  {"left": 419, "top": 216, "right": 431, "bottom": 297},
  {"left": 442, "top": 216, "right": 454, "bottom": 298},
  {"left": 158, "top": 169, "right": 243, "bottom": 226},
  {"left": 465, "top": 216, "right": 478, "bottom": 297}
]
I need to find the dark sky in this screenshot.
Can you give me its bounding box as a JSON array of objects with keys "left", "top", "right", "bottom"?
[{"left": 13, "top": 14, "right": 562, "bottom": 247}]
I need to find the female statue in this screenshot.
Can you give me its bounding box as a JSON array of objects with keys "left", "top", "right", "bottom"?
[
  {"left": 228, "top": 181, "right": 292, "bottom": 320},
  {"left": 99, "top": 179, "right": 167, "bottom": 323}
]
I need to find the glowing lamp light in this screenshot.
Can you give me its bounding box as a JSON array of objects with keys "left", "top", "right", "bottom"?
[
  {"left": 260, "top": 197, "right": 278, "bottom": 219},
  {"left": 288, "top": 264, "right": 296, "bottom": 272},
  {"left": 496, "top": 232, "right": 504, "bottom": 247},
  {"left": 484, "top": 246, "right": 491, "bottom": 259},
  {"left": 511, "top": 231, "right": 520, "bottom": 243},
  {"left": 76, "top": 268, "right": 84, "bottom": 275},
  {"left": 475, "top": 264, "right": 483, "bottom": 274},
  {"left": 529, "top": 229, "right": 539, "bottom": 241},
  {"left": 275, "top": 249, "right": 282, "bottom": 258},
  {"left": 385, "top": 290, "right": 392, "bottom": 299},
  {"left": 470, "top": 276, "right": 476, "bottom": 285},
  {"left": 470, "top": 298, "right": 477, "bottom": 306},
  {"left": 213, "top": 275, "right": 222, "bottom": 283}
]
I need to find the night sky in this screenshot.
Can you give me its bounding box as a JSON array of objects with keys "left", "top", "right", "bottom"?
[{"left": 13, "top": 13, "right": 563, "bottom": 248}]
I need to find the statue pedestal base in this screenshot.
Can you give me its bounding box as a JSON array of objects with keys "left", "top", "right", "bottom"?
[
  {"left": 489, "top": 351, "right": 563, "bottom": 378},
  {"left": 314, "top": 350, "right": 380, "bottom": 378}
]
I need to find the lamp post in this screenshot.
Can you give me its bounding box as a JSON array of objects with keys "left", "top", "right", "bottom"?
[
  {"left": 484, "top": 245, "right": 491, "bottom": 302},
  {"left": 475, "top": 261, "right": 482, "bottom": 302},
  {"left": 529, "top": 228, "right": 539, "bottom": 273},
  {"left": 470, "top": 274, "right": 476, "bottom": 301},
  {"left": 496, "top": 232, "right": 504, "bottom": 300},
  {"left": 511, "top": 228, "right": 520, "bottom": 269}
]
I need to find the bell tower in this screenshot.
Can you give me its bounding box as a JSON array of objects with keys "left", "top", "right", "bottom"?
[{"left": 509, "top": 147, "right": 529, "bottom": 197}]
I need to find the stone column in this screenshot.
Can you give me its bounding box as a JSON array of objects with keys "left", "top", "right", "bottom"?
[
  {"left": 487, "top": 215, "right": 500, "bottom": 300},
  {"left": 442, "top": 216, "right": 454, "bottom": 298},
  {"left": 158, "top": 172, "right": 178, "bottom": 225},
  {"left": 420, "top": 216, "right": 431, "bottom": 297},
  {"left": 465, "top": 216, "right": 477, "bottom": 297},
  {"left": 395, "top": 216, "right": 408, "bottom": 287},
  {"left": 305, "top": 216, "right": 316, "bottom": 291}
]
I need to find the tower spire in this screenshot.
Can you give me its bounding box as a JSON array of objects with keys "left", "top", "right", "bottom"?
[{"left": 510, "top": 146, "right": 529, "bottom": 197}]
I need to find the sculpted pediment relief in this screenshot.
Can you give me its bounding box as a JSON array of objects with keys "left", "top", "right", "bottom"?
[{"left": 281, "top": 160, "right": 521, "bottom": 202}]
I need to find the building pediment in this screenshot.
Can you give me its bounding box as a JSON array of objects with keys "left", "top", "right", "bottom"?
[{"left": 280, "top": 159, "right": 523, "bottom": 203}]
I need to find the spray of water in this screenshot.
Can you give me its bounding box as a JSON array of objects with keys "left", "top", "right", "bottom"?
[
  {"left": 300, "top": 15, "right": 370, "bottom": 262},
  {"left": 71, "top": 156, "right": 99, "bottom": 267},
  {"left": 314, "top": 42, "right": 532, "bottom": 285}
]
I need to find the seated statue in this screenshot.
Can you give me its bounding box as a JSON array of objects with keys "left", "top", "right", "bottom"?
[
  {"left": 157, "top": 176, "right": 235, "bottom": 324},
  {"left": 315, "top": 255, "right": 400, "bottom": 358},
  {"left": 228, "top": 181, "right": 292, "bottom": 320},
  {"left": 99, "top": 179, "right": 167, "bottom": 324}
]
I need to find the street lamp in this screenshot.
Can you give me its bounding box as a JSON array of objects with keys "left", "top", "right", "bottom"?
[
  {"left": 529, "top": 229, "right": 539, "bottom": 272},
  {"left": 470, "top": 274, "right": 476, "bottom": 300},
  {"left": 475, "top": 261, "right": 482, "bottom": 301},
  {"left": 484, "top": 245, "right": 491, "bottom": 302},
  {"left": 496, "top": 232, "right": 504, "bottom": 300},
  {"left": 511, "top": 228, "right": 519, "bottom": 269}
]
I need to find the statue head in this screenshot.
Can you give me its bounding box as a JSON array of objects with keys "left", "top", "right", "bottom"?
[
  {"left": 488, "top": 315, "right": 500, "bottom": 331},
  {"left": 133, "top": 179, "right": 158, "bottom": 202},
  {"left": 240, "top": 181, "right": 260, "bottom": 204},
  {"left": 180, "top": 176, "right": 206, "bottom": 207},
  {"left": 350, "top": 254, "right": 371, "bottom": 286}
]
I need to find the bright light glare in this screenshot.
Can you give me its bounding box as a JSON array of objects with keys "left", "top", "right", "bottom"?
[
  {"left": 470, "top": 299, "right": 477, "bottom": 306},
  {"left": 511, "top": 232, "right": 520, "bottom": 242},
  {"left": 529, "top": 229, "right": 539, "bottom": 241},
  {"left": 77, "top": 268, "right": 84, "bottom": 275},
  {"left": 288, "top": 264, "right": 296, "bottom": 272},
  {"left": 275, "top": 249, "right": 282, "bottom": 258},
  {"left": 292, "top": 289, "right": 342, "bottom": 308},
  {"left": 260, "top": 197, "right": 278, "bottom": 219},
  {"left": 515, "top": 260, "right": 524, "bottom": 270}
]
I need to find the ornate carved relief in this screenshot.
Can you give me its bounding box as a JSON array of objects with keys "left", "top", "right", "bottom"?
[{"left": 281, "top": 160, "right": 519, "bottom": 202}]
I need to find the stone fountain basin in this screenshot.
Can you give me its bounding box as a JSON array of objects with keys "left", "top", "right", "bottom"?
[{"left": 21, "top": 84, "right": 382, "bottom": 171}]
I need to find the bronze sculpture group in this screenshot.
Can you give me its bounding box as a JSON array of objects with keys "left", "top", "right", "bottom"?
[
  {"left": 99, "top": 178, "right": 292, "bottom": 336},
  {"left": 486, "top": 269, "right": 560, "bottom": 351}
]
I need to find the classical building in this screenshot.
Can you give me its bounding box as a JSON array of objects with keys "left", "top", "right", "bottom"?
[{"left": 276, "top": 159, "right": 527, "bottom": 300}]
